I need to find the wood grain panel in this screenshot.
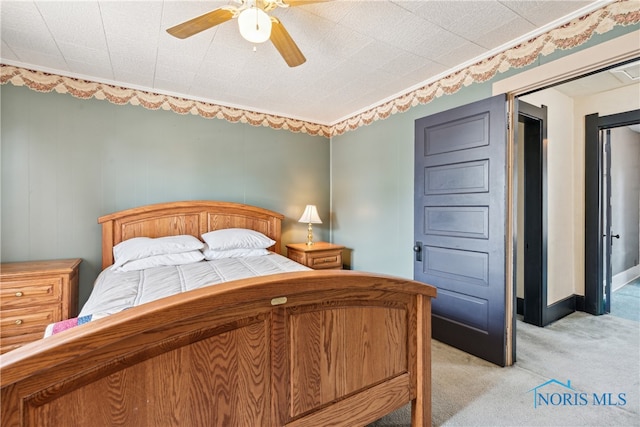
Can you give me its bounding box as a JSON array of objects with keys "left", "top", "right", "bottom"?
[
  {"left": 413, "top": 294, "right": 432, "bottom": 426},
  {"left": 26, "top": 321, "right": 270, "bottom": 426},
  {"left": 289, "top": 309, "right": 324, "bottom": 413},
  {"left": 119, "top": 213, "right": 201, "bottom": 241},
  {"left": 288, "top": 305, "right": 407, "bottom": 418},
  {"left": 344, "top": 307, "right": 406, "bottom": 391},
  {"left": 287, "top": 374, "right": 412, "bottom": 427},
  {"left": 270, "top": 307, "right": 289, "bottom": 426}
]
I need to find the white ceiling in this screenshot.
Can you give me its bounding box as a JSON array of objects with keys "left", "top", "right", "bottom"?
[
  {"left": 553, "top": 60, "right": 640, "bottom": 98},
  {"left": 0, "top": 0, "right": 614, "bottom": 125}
]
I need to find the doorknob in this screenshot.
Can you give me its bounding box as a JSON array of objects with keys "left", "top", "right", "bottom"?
[
  {"left": 612, "top": 234, "right": 620, "bottom": 239},
  {"left": 414, "top": 242, "right": 422, "bottom": 262}
]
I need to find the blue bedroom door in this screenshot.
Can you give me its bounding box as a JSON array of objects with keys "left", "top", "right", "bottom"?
[{"left": 414, "top": 94, "right": 510, "bottom": 366}]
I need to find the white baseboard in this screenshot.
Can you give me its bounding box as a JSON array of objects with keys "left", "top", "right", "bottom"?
[{"left": 612, "top": 265, "right": 640, "bottom": 292}]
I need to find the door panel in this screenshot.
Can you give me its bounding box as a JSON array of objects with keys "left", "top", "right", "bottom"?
[{"left": 414, "top": 94, "right": 509, "bottom": 366}]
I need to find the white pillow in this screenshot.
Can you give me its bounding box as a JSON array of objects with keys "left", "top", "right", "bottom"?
[
  {"left": 202, "top": 247, "right": 270, "bottom": 260},
  {"left": 201, "top": 228, "right": 275, "bottom": 251},
  {"left": 112, "top": 235, "right": 204, "bottom": 269},
  {"left": 116, "top": 250, "right": 205, "bottom": 272}
]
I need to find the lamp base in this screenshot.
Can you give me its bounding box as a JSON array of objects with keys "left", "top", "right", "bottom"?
[{"left": 306, "top": 223, "right": 314, "bottom": 246}]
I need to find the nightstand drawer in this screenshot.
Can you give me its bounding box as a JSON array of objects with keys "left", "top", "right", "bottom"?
[
  {"left": 0, "top": 278, "right": 61, "bottom": 310},
  {"left": 286, "top": 242, "right": 345, "bottom": 270},
  {"left": 307, "top": 252, "right": 342, "bottom": 269}
]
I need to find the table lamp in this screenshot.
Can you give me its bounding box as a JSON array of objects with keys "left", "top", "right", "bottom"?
[{"left": 298, "top": 205, "right": 322, "bottom": 246}]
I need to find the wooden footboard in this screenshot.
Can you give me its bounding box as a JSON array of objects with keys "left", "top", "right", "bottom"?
[{"left": 1, "top": 271, "right": 435, "bottom": 427}]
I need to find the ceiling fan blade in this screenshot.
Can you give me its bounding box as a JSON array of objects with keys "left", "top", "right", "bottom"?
[
  {"left": 167, "top": 8, "right": 235, "bottom": 39},
  {"left": 283, "top": 0, "right": 332, "bottom": 6},
  {"left": 270, "top": 17, "right": 306, "bottom": 67}
]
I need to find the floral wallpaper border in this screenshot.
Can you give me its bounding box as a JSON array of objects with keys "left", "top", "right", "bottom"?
[{"left": 1, "top": 0, "right": 638, "bottom": 138}]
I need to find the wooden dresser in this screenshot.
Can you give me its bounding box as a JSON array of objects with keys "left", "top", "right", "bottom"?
[
  {"left": 0, "top": 258, "right": 81, "bottom": 354},
  {"left": 286, "top": 242, "right": 345, "bottom": 270}
]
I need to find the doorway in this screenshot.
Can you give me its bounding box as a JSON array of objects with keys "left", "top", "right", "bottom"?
[
  {"left": 585, "top": 109, "right": 640, "bottom": 315},
  {"left": 480, "top": 31, "right": 639, "bottom": 364},
  {"left": 516, "top": 101, "right": 550, "bottom": 327},
  {"left": 608, "top": 125, "right": 640, "bottom": 321}
]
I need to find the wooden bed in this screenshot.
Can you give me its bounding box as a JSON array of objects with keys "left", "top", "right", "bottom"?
[{"left": 1, "top": 201, "right": 436, "bottom": 426}]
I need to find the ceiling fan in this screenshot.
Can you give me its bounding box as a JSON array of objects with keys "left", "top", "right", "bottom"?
[{"left": 166, "top": 0, "right": 329, "bottom": 67}]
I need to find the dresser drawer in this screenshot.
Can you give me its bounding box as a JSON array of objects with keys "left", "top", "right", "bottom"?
[
  {"left": 307, "top": 251, "right": 342, "bottom": 269},
  {"left": 0, "top": 307, "right": 58, "bottom": 344},
  {"left": 0, "top": 278, "right": 61, "bottom": 310},
  {"left": 0, "top": 333, "right": 45, "bottom": 354}
]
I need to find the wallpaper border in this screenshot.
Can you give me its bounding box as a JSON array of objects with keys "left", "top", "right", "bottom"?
[{"left": 1, "top": 0, "right": 638, "bottom": 138}]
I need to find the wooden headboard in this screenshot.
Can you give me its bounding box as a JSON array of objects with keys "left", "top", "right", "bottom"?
[{"left": 98, "top": 201, "right": 284, "bottom": 269}]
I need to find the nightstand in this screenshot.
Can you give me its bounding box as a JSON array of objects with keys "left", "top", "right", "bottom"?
[
  {"left": 0, "top": 258, "right": 81, "bottom": 354},
  {"left": 286, "top": 242, "right": 345, "bottom": 270}
]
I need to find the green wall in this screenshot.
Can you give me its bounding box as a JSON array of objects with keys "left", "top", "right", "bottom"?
[
  {"left": 1, "top": 84, "right": 330, "bottom": 306},
  {"left": 331, "top": 83, "right": 491, "bottom": 276}
]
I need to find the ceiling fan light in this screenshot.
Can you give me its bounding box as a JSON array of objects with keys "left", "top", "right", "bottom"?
[{"left": 238, "top": 8, "right": 272, "bottom": 43}]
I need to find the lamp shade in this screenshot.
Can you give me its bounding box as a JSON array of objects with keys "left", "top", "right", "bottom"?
[
  {"left": 237, "top": 7, "right": 272, "bottom": 43},
  {"left": 298, "top": 205, "right": 322, "bottom": 224}
]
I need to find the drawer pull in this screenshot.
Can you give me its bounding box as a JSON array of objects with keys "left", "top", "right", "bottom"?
[
  {"left": 15, "top": 291, "right": 23, "bottom": 297},
  {"left": 15, "top": 319, "right": 23, "bottom": 325}
]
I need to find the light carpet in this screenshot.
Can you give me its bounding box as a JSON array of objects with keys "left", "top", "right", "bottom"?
[
  {"left": 611, "top": 278, "right": 640, "bottom": 322},
  {"left": 369, "top": 311, "right": 639, "bottom": 426}
]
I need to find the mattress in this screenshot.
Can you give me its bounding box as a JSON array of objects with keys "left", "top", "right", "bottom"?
[{"left": 79, "top": 252, "right": 310, "bottom": 318}]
